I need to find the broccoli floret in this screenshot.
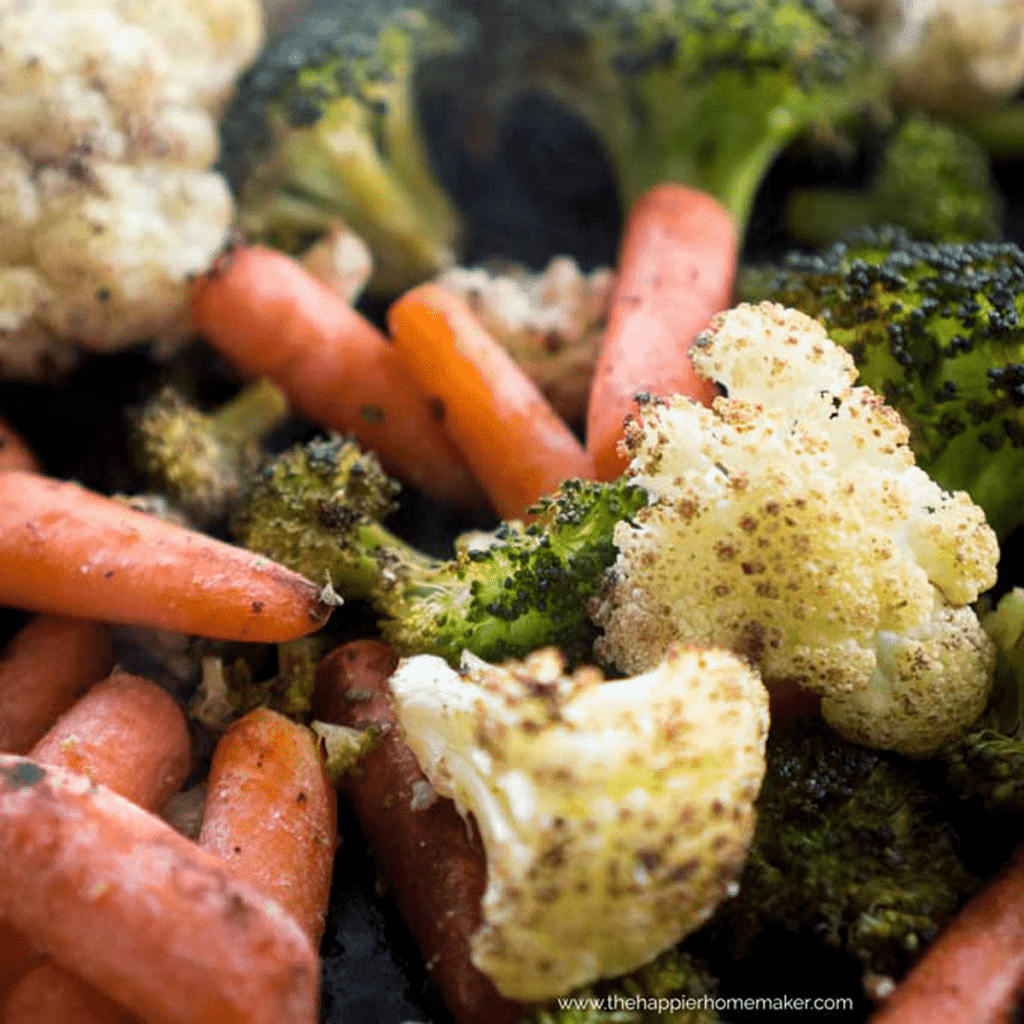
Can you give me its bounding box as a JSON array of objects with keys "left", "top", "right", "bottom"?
[
  {"left": 941, "top": 588, "right": 1024, "bottom": 815},
  {"left": 489, "top": 0, "right": 889, "bottom": 233},
  {"left": 131, "top": 379, "right": 288, "bottom": 526},
  {"left": 736, "top": 228, "right": 1024, "bottom": 539},
  {"left": 232, "top": 434, "right": 648, "bottom": 665},
  {"left": 712, "top": 718, "right": 982, "bottom": 979},
  {"left": 785, "top": 115, "right": 1003, "bottom": 245},
  {"left": 218, "top": 0, "right": 466, "bottom": 295}
]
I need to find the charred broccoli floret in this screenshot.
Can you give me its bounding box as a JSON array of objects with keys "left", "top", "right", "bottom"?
[
  {"left": 712, "top": 718, "right": 982, "bottom": 979},
  {"left": 218, "top": 0, "right": 466, "bottom": 295},
  {"left": 785, "top": 114, "right": 1003, "bottom": 245},
  {"left": 233, "top": 435, "right": 648, "bottom": 665},
  {"left": 737, "top": 228, "right": 1024, "bottom": 539}
]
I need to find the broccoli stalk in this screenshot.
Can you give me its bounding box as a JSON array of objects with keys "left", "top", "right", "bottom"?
[
  {"left": 218, "top": 1, "right": 466, "bottom": 295},
  {"left": 736, "top": 228, "right": 1024, "bottom": 539},
  {"left": 232, "top": 435, "right": 648, "bottom": 665},
  {"left": 132, "top": 378, "right": 289, "bottom": 525},
  {"left": 784, "top": 115, "right": 1003, "bottom": 245},
  {"left": 486, "top": 0, "right": 889, "bottom": 233},
  {"left": 711, "top": 718, "right": 982, "bottom": 979}
]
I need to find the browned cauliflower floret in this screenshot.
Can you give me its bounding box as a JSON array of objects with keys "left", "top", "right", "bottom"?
[
  {"left": 590, "top": 302, "right": 1000, "bottom": 759},
  {"left": 0, "top": 0, "right": 263, "bottom": 378},
  {"left": 387, "top": 646, "right": 769, "bottom": 1001},
  {"left": 434, "top": 258, "right": 613, "bottom": 423}
]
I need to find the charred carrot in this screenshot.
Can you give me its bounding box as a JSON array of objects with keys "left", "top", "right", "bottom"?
[
  {"left": 0, "top": 670, "right": 194, "bottom": 1003},
  {"left": 191, "top": 244, "right": 480, "bottom": 505},
  {"left": 313, "top": 640, "right": 525, "bottom": 1024},
  {"left": 868, "top": 845, "right": 1024, "bottom": 1024},
  {"left": 387, "top": 284, "right": 594, "bottom": 520},
  {"left": 1, "top": 961, "right": 138, "bottom": 1024},
  {"left": 0, "top": 755, "right": 319, "bottom": 1024},
  {"left": 586, "top": 183, "right": 738, "bottom": 480},
  {"left": 0, "top": 417, "right": 39, "bottom": 474},
  {"left": 198, "top": 708, "right": 337, "bottom": 947},
  {"left": 0, "top": 472, "right": 330, "bottom": 642},
  {"left": 0, "top": 616, "right": 114, "bottom": 755}
]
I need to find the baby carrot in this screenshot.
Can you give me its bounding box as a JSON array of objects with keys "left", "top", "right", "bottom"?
[
  {"left": 29, "top": 670, "right": 192, "bottom": 809},
  {"left": 868, "top": 845, "right": 1024, "bottom": 1024},
  {"left": 0, "top": 416, "right": 39, "bottom": 474},
  {"left": 0, "top": 755, "right": 320, "bottom": 1024},
  {"left": 0, "top": 616, "right": 114, "bottom": 755},
  {"left": 388, "top": 283, "right": 594, "bottom": 520},
  {"left": 0, "top": 472, "right": 330, "bottom": 642},
  {"left": 198, "top": 708, "right": 337, "bottom": 947},
  {"left": 586, "top": 183, "right": 738, "bottom": 480},
  {"left": 191, "top": 244, "right": 480, "bottom": 505},
  {"left": 0, "top": 670, "right": 194, "bottom": 1003},
  {"left": 2, "top": 961, "right": 137, "bottom": 1024}
]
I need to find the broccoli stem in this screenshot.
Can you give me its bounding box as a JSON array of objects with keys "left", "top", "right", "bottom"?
[{"left": 234, "top": 437, "right": 648, "bottom": 665}]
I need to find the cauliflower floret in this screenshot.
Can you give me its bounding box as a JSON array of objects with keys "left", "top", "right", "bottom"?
[
  {"left": 591, "top": 302, "right": 999, "bottom": 759},
  {"left": 435, "top": 257, "right": 613, "bottom": 423},
  {"left": 0, "top": 0, "right": 263, "bottom": 378},
  {"left": 388, "top": 645, "right": 769, "bottom": 1001}
]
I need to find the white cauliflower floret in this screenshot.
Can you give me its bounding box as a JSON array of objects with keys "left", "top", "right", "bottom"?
[
  {"left": 0, "top": 0, "right": 263, "bottom": 377},
  {"left": 387, "top": 646, "right": 769, "bottom": 1001},
  {"left": 591, "top": 302, "right": 999, "bottom": 759}
]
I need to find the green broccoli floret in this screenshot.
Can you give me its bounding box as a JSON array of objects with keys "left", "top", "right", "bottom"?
[
  {"left": 218, "top": 0, "right": 466, "bottom": 295},
  {"left": 941, "top": 588, "right": 1024, "bottom": 815},
  {"left": 492, "top": 0, "right": 889, "bottom": 232},
  {"left": 784, "top": 115, "right": 1003, "bottom": 245},
  {"left": 131, "top": 379, "right": 289, "bottom": 526},
  {"left": 712, "top": 718, "right": 982, "bottom": 979},
  {"left": 232, "top": 434, "right": 648, "bottom": 665},
  {"left": 521, "top": 947, "right": 720, "bottom": 1024},
  {"left": 736, "top": 228, "right": 1024, "bottom": 539}
]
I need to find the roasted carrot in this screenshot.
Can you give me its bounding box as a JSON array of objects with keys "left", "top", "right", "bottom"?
[
  {"left": 190, "top": 244, "right": 480, "bottom": 505},
  {"left": 387, "top": 284, "right": 594, "bottom": 520},
  {"left": 0, "top": 471, "right": 330, "bottom": 642},
  {"left": 313, "top": 640, "right": 525, "bottom": 1024},
  {"left": 29, "top": 671, "right": 192, "bottom": 809},
  {"left": 0, "top": 755, "right": 319, "bottom": 1024},
  {"left": 868, "top": 845, "right": 1024, "bottom": 1024},
  {"left": 586, "top": 183, "right": 738, "bottom": 480},
  {"left": 0, "top": 417, "right": 39, "bottom": 475},
  {"left": 0, "top": 670, "right": 193, "bottom": 1004},
  {"left": 0, "top": 616, "right": 114, "bottom": 755},
  {"left": 2, "top": 962, "right": 137, "bottom": 1024},
  {"left": 198, "top": 708, "right": 337, "bottom": 947}
]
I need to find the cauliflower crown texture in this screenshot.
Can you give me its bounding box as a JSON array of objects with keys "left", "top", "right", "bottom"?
[
  {"left": 591, "top": 301, "right": 999, "bottom": 758},
  {"left": 387, "top": 645, "right": 769, "bottom": 1001}
]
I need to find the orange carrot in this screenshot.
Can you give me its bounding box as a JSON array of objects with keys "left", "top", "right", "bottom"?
[
  {"left": 868, "top": 845, "right": 1024, "bottom": 1024},
  {"left": 586, "top": 183, "right": 738, "bottom": 480},
  {"left": 0, "top": 670, "right": 193, "bottom": 1004},
  {"left": 387, "top": 283, "right": 594, "bottom": 520},
  {"left": 2, "top": 962, "right": 137, "bottom": 1024},
  {"left": 198, "top": 708, "right": 337, "bottom": 947},
  {"left": 191, "top": 244, "right": 480, "bottom": 505},
  {"left": 0, "top": 755, "right": 319, "bottom": 1024},
  {"left": 0, "top": 471, "right": 330, "bottom": 642},
  {"left": 0, "top": 417, "right": 39, "bottom": 475},
  {"left": 29, "top": 670, "right": 191, "bottom": 808},
  {"left": 0, "top": 616, "right": 114, "bottom": 755}
]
